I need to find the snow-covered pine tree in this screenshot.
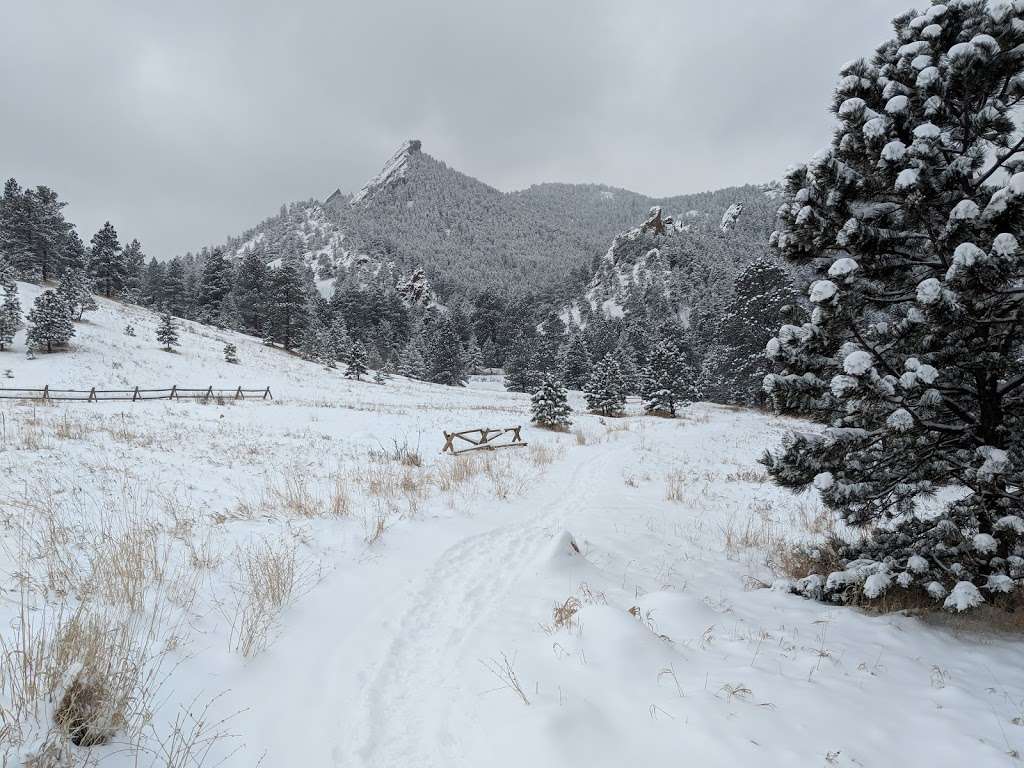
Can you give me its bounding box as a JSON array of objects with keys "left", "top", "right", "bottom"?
[
  {"left": 329, "top": 316, "right": 352, "bottom": 364},
  {"left": 425, "top": 315, "right": 466, "bottom": 386},
  {"left": 26, "top": 290, "right": 74, "bottom": 353},
  {"left": 0, "top": 277, "right": 20, "bottom": 351},
  {"left": 584, "top": 354, "right": 626, "bottom": 417},
  {"left": 762, "top": 0, "right": 1024, "bottom": 609},
  {"left": 345, "top": 340, "right": 369, "bottom": 380},
  {"left": 560, "top": 332, "right": 592, "bottom": 390},
  {"left": 88, "top": 222, "right": 125, "bottom": 298},
  {"left": 123, "top": 324, "right": 135, "bottom": 337},
  {"left": 465, "top": 334, "right": 484, "bottom": 375},
  {"left": 503, "top": 334, "right": 541, "bottom": 393},
  {"left": 224, "top": 342, "right": 239, "bottom": 364},
  {"left": 197, "top": 248, "right": 235, "bottom": 326},
  {"left": 233, "top": 248, "right": 269, "bottom": 336},
  {"left": 122, "top": 239, "right": 146, "bottom": 304},
  {"left": 530, "top": 374, "right": 572, "bottom": 430},
  {"left": 156, "top": 310, "right": 179, "bottom": 352},
  {"left": 0, "top": 179, "right": 33, "bottom": 279},
  {"left": 264, "top": 253, "right": 310, "bottom": 350},
  {"left": 704, "top": 258, "right": 801, "bottom": 406},
  {"left": 398, "top": 340, "right": 426, "bottom": 379},
  {"left": 641, "top": 337, "right": 700, "bottom": 417},
  {"left": 481, "top": 337, "right": 498, "bottom": 369},
  {"left": 56, "top": 268, "right": 96, "bottom": 321},
  {"left": 373, "top": 368, "right": 386, "bottom": 385}
]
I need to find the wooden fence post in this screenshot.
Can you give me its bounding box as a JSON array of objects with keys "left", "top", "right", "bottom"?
[
  {"left": 263, "top": 387, "right": 272, "bottom": 400},
  {"left": 87, "top": 387, "right": 97, "bottom": 402},
  {"left": 235, "top": 386, "right": 243, "bottom": 400},
  {"left": 204, "top": 386, "right": 214, "bottom": 402},
  {"left": 169, "top": 385, "right": 178, "bottom": 401},
  {"left": 132, "top": 387, "right": 140, "bottom": 402},
  {"left": 42, "top": 385, "right": 49, "bottom": 402}
]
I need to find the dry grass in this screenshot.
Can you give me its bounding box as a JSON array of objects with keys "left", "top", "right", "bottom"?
[
  {"left": 434, "top": 454, "right": 482, "bottom": 492},
  {"left": 0, "top": 590, "right": 170, "bottom": 755},
  {"left": 665, "top": 469, "right": 686, "bottom": 502},
  {"left": 542, "top": 596, "right": 582, "bottom": 634},
  {"left": 227, "top": 540, "right": 305, "bottom": 657},
  {"left": 235, "top": 469, "right": 352, "bottom": 519},
  {"left": 527, "top": 442, "right": 560, "bottom": 467}
]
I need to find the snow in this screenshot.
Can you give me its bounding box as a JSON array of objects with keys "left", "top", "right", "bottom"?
[
  {"left": 916, "top": 66, "right": 941, "bottom": 87},
  {"left": 973, "top": 533, "right": 998, "bottom": 555},
  {"left": 808, "top": 279, "right": 837, "bottom": 303},
  {"left": 907, "top": 555, "right": 929, "bottom": 574},
  {"left": 886, "top": 408, "right": 914, "bottom": 432},
  {"left": 912, "top": 122, "right": 940, "bottom": 139},
  {"left": 3, "top": 286, "right": 1024, "bottom": 766},
  {"left": 351, "top": 139, "right": 420, "bottom": 205},
  {"left": 813, "top": 471, "right": 834, "bottom": 490},
  {"left": 949, "top": 199, "right": 980, "bottom": 221},
  {"left": 837, "top": 97, "right": 866, "bottom": 117},
  {"left": 862, "top": 116, "right": 888, "bottom": 139},
  {"left": 828, "top": 257, "right": 859, "bottom": 277},
  {"left": 880, "top": 139, "right": 907, "bottom": 162},
  {"left": 884, "top": 94, "right": 909, "bottom": 114},
  {"left": 843, "top": 350, "right": 874, "bottom": 376},
  {"left": 916, "top": 277, "right": 943, "bottom": 305},
  {"left": 943, "top": 581, "right": 984, "bottom": 612},
  {"left": 863, "top": 571, "right": 891, "bottom": 599},
  {"left": 895, "top": 168, "right": 920, "bottom": 190},
  {"left": 977, "top": 445, "right": 1010, "bottom": 480},
  {"left": 946, "top": 241, "right": 986, "bottom": 280}
]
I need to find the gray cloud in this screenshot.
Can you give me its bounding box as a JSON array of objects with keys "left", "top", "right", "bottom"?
[{"left": 0, "top": 0, "right": 912, "bottom": 259}]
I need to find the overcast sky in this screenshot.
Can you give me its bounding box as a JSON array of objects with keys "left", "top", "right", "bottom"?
[{"left": 1, "top": 0, "right": 913, "bottom": 259}]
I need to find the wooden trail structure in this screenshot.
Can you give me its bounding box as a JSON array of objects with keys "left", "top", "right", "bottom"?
[
  {"left": 442, "top": 426, "right": 527, "bottom": 455},
  {"left": 0, "top": 386, "right": 273, "bottom": 403}
]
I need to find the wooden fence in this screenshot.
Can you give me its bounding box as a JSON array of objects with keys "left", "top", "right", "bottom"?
[
  {"left": 442, "top": 426, "right": 527, "bottom": 455},
  {"left": 0, "top": 386, "right": 273, "bottom": 403}
]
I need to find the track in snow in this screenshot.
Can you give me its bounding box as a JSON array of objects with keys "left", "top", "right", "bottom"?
[{"left": 341, "top": 450, "right": 609, "bottom": 767}]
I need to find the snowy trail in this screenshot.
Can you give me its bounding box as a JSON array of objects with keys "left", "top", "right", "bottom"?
[{"left": 341, "top": 447, "right": 610, "bottom": 767}]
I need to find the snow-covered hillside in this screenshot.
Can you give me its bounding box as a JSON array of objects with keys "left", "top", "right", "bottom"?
[{"left": 1, "top": 288, "right": 1022, "bottom": 767}]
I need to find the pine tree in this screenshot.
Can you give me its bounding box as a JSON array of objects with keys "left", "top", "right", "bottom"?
[
  {"left": 531, "top": 375, "right": 572, "bottom": 430},
  {"left": 121, "top": 239, "right": 146, "bottom": 303},
  {"left": 264, "top": 254, "right": 309, "bottom": 350},
  {"left": 328, "top": 315, "right": 352, "bottom": 364},
  {"left": 26, "top": 290, "right": 74, "bottom": 353},
  {"left": 584, "top": 354, "right": 626, "bottom": 417},
  {"left": 560, "top": 333, "right": 592, "bottom": 389},
  {"left": 503, "top": 334, "right": 541, "bottom": 393},
  {"left": 762, "top": 1, "right": 1024, "bottom": 608},
  {"left": 224, "top": 342, "right": 239, "bottom": 364},
  {"left": 641, "top": 337, "right": 700, "bottom": 417},
  {"left": 0, "top": 274, "right": 21, "bottom": 351},
  {"left": 156, "top": 310, "right": 179, "bottom": 352},
  {"left": 25, "top": 186, "right": 74, "bottom": 282},
  {"left": 234, "top": 248, "right": 269, "bottom": 335},
  {"left": 398, "top": 341, "right": 425, "bottom": 379},
  {"left": 88, "top": 222, "right": 124, "bottom": 298},
  {"left": 481, "top": 336, "right": 498, "bottom": 368},
  {"left": 197, "top": 248, "right": 235, "bottom": 325},
  {"left": 0, "top": 179, "right": 33, "bottom": 278},
  {"left": 161, "top": 258, "right": 189, "bottom": 317},
  {"left": 56, "top": 268, "right": 96, "bottom": 321},
  {"left": 425, "top": 315, "right": 466, "bottom": 386},
  {"left": 704, "top": 258, "right": 801, "bottom": 406},
  {"left": 373, "top": 368, "right": 386, "bottom": 385},
  {"left": 465, "top": 334, "right": 484, "bottom": 375},
  {"left": 345, "top": 340, "right": 369, "bottom": 380}
]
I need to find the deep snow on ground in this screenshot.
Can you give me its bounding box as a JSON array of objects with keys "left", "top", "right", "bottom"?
[{"left": 1, "top": 285, "right": 1023, "bottom": 767}]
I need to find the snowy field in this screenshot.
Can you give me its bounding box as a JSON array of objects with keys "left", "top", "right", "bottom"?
[{"left": 2, "top": 286, "right": 1023, "bottom": 767}]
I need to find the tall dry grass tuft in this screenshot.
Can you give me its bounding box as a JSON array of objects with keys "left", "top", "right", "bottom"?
[{"left": 226, "top": 540, "right": 305, "bottom": 657}]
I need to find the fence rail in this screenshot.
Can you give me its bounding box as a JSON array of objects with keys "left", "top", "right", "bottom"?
[
  {"left": 0, "top": 386, "right": 273, "bottom": 403},
  {"left": 442, "top": 426, "right": 527, "bottom": 455}
]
